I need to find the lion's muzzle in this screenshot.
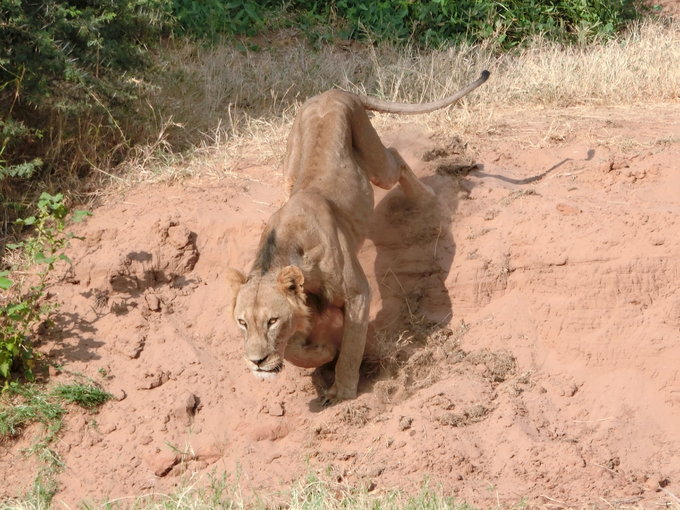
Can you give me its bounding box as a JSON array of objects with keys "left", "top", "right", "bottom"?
[{"left": 245, "top": 353, "right": 284, "bottom": 379}]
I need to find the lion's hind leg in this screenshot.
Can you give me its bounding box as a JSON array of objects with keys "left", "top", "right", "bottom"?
[
  {"left": 349, "top": 102, "right": 434, "bottom": 201},
  {"left": 386, "top": 147, "right": 435, "bottom": 201}
]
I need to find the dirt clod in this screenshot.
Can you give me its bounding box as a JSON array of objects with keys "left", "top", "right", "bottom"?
[
  {"left": 398, "top": 416, "right": 413, "bottom": 431},
  {"left": 268, "top": 403, "right": 285, "bottom": 417},
  {"left": 145, "top": 449, "right": 179, "bottom": 477}
]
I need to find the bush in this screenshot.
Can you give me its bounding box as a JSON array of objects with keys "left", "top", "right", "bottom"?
[
  {"left": 322, "top": 0, "right": 647, "bottom": 48},
  {"left": 0, "top": 0, "right": 171, "bottom": 219},
  {"left": 0, "top": 192, "right": 88, "bottom": 382},
  {"left": 170, "top": 0, "right": 282, "bottom": 40},
  {"left": 168, "top": 0, "right": 648, "bottom": 48}
]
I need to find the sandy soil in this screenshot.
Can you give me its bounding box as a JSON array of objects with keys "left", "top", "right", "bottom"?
[{"left": 1, "top": 104, "right": 679, "bottom": 509}]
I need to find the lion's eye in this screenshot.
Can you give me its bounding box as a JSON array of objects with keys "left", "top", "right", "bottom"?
[
  {"left": 267, "top": 317, "right": 279, "bottom": 327},
  {"left": 237, "top": 319, "right": 247, "bottom": 329}
]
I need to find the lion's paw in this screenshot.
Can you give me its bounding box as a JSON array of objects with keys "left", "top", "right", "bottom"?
[{"left": 321, "top": 383, "right": 357, "bottom": 406}]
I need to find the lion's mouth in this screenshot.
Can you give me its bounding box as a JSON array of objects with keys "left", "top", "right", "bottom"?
[
  {"left": 244, "top": 351, "right": 285, "bottom": 379},
  {"left": 252, "top": 363, "right": 284, "bottom": 379}
]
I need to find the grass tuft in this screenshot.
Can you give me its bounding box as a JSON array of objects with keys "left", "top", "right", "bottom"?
[
  {"left": 50, "top": 383, "right": 113, "bottom": 409},
  {"left": 0, "top": 385, "right": 65, "bottom": 439},
  {"left": 0, "top": 381, "right": 113, "bottom": 508},
  {"left": 72, "top": 472, "right": 477, "bottom": 510}
]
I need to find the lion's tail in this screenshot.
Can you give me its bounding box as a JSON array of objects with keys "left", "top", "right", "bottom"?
[{"left": 356, "top": 70, "right": 490, "bottom": 115}]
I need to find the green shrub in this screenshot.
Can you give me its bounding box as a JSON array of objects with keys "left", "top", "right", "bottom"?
[
  {"left": 315, "top": 0, "right": 647, "bottom": 47},
  {"left": 0, "top": 192, "right": 89, "bottom": 382},
  {"left": 170, "top": 0, "right": 282, "bottom": 40},
  {"left": 0, "top": 0, "right": 171, "bottom": 219},
  {"left": 168, "top": 0, "right": 648, "bottom": 47}
]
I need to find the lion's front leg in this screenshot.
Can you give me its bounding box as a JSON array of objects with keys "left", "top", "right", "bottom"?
[{"left": 323, "top": 274, "right": 370, "bottom": 404}]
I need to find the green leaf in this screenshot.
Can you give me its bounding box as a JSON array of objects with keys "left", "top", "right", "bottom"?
[
  {"left": 0, "top": 273, "right": 13, "bottom": 290},
  {"left": 34, "top": 252, "right": 57, "bottom": 265},
  {"left": 0, "top": 361, "right": 10, "bottom": 378},
  {"left": 71, "top": 210, "right": 91, "bottom": 223},
  {"left": 17, "top": 216, "right": 36, "bottom": 226}
]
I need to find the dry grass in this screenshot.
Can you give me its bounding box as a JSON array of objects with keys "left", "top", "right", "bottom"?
[{"left": 105, "top": 18, "right": 680, "bottom": 188}]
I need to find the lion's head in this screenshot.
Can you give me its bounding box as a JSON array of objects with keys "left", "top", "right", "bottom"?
[{"left": 227, "top": 265, "right": 310, "bottom": 379}]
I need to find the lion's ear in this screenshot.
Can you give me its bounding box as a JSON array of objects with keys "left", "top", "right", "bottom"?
[
  {"left": 277, "top": 265, "right": 304, "bottom": 296},
  {"left": 226, "top": 268, "right": 246, "bottom": 311}
]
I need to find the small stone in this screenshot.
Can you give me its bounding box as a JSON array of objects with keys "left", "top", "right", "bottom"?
[
  {"left": 100, "top": 422, "right": 117, "bottom": 434},
  {"left": 138, "top": 369, "right": 170, "bottom": 390},
  {"left": 399, "top": 416, "right": 413, "bottom": 431},
  {"left": 367, "top": 465, "right": 385, "bottom": 478},
  {"left": 192, "top": 436, "right": 225, "bottom": 463},
  {"left": 556, "top": 203, "right": 581, "bottom": 215},
  {"left": 116, "top": 333, "right": 146, "bottom": 359},
  {"left": 566, "top": 383, "right": 580, "bottom": 397},
  {"left": 145, "top": 293, "right": 161, "bottom": 312},
  {"left": 184, "top": 393, "right": 199, "bottom": 416},
  {"left": 605, "top": 456, "right": 621, "bottom": 471},
  {"left": 268, "top": 402, "right": 285, "bottom": 417},
  {"left": 167, "top": 225, "right": 192, "bottom": 249},
  {"left": 145, "top": 449, "right": 179, "bottom": 477},
  {"left": 598, "top": 161, "right": 614, "bottom": 173},
  {"left": 110, "top": 387, "right": 127, "bottom": 401},
  {"left": 174, "top": 392, "right": 199, "bottom": 425}
]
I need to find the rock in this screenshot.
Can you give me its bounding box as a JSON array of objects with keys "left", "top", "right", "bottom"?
[
  {"left": 145, "top": 449, "right": 179, "bottom": 477},
  {"left": 399, "top": 416, "right": 413, "bottom": 431},
  {"left": 598, "top": 161, "right": 614, "bottom": 173},
  {"left": 367, "top": 465, "right": 385, "bottom": 478},
  {"left": 167, "top": 224, "right": 192, "bottom": 249},
  {"left": 138, "top": 369, "right": 170, "bottom": 390},
  {"left": 110, "top": 387, "right": 127, "bottom": 401},
  {"left": 100, "top": 422, "right": 117, "bottom": 434},
  {"left": 123, "top": 333, "right": 146, "bottom": 359},
  {"left": 174, "top": 392, "right": 199, "bottom": 425},
  {"left": 192, "top": 436, "right": 225, "bottom": 464},
  {"left": 268, "top": 402, "right": 285, "bottom": 417},
  {"left": 145, "top": 293, "right": 161, "bottom": 312},
  {"left": 184, "top": 393, "right": 199, "bottom": 416},
  {"left": 556, "top": 203, "right": 582, "bottom": 215}
]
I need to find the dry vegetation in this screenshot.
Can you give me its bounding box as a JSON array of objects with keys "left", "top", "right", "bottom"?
[{"left": 112, "top": 19, "right": 680, "bottom": 190}]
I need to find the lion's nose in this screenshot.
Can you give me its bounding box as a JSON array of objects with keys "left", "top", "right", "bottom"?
[{"left": 248, "top": 355, "right": 268, "bottom": 366}]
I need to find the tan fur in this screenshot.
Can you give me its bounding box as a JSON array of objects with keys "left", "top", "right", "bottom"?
[{"left": 228, "top": 71, "right": 489, "bottom": 402}]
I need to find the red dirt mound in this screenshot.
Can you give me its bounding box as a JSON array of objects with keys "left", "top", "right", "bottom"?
[{"left": 2, "top": 105, "right": 679, "bottom": 508}]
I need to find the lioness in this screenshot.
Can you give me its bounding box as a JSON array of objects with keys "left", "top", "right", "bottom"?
[{"left": 227, "top": 70, "right": 489, "bottom": 403}]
